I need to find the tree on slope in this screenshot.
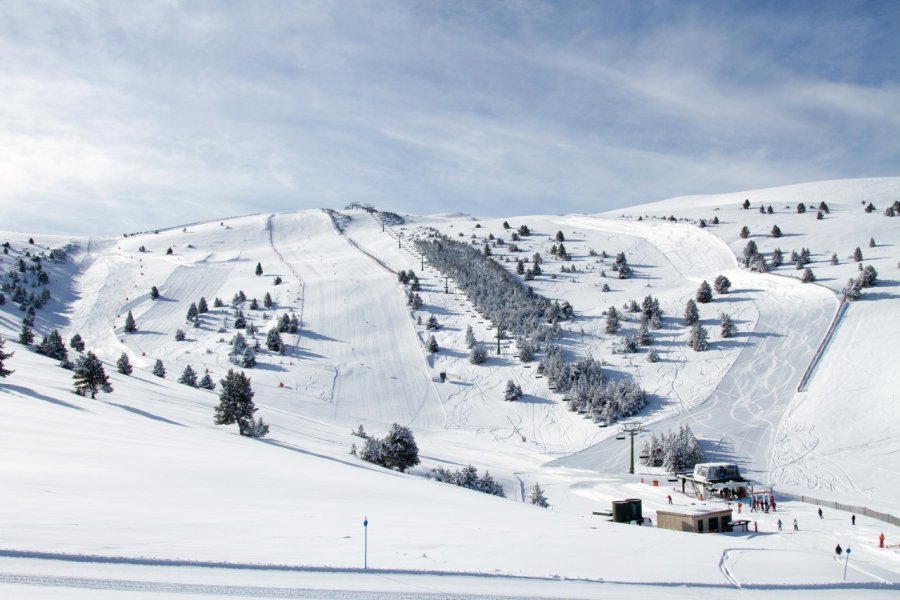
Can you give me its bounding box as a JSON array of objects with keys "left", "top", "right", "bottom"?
[
  {"left": 198, "top": 372, "right": 215, "bottom": 390},
  {"left": 713, "top": 274, "right": 731, "bottom": 294},
  {"left": 124, "top": 310, "right": 137, "bottom": 333},
  {"left": 116, "top": 352, "right": 133, "bottom": 375},
  {"left": 70, "top": 333, "right": 85, "bottom": 353},
  {"left": 153, "top": 359, "right": 166, "bottom": 378},
  {"left": 683, "top": 299, "right": 699, "bottom": 327},
  {"left": 696, "top": 280, "right": 713, "bottom": 304},
  {"left": 0, "top": 336, "right": 14, "bottom": 377},
  {"left": 73, "top": 351, "right": 111, "bottom": 399},
  {"left": 381, "top": 423, "right": 420, "bottom": 472},
  {"left": 37, "top": 329, "right": 68, "bottom": 361},
  {"left": 504, "top": 379, "right": 523, "bottom": 401},
  {"left": 529, "top": 483, "right": 549, "bottom": 508},
  {"left": 255, "top": 262, "right": 263, "bottom": 276},
  {"left": 19, "top": 319, "right": 34, "bottom": 346},
  {"left": 720, "top": 313, "right": 736, "bottom": 338},
  {"left": 265, "top": 328, "right": 284, "bottom": 353},
  {"left": 215, "top": 369, "right": 267, "bottom": 437},
  {"left": 688, "top": 322, "right": 708, "bottom": 351},
  {"left": 178, "top": 364, "right": 198, "bottom": 387},
  {"left": 605, "top": 306, "right": 621, "bottom": 334}
]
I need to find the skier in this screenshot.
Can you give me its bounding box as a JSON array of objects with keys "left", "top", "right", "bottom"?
[
  {"left": 777, "top": 519, "right": 783, "bottom": 531},
  {"left": 667, "top": 494, "right": 672, "bottom": 504},
  {"left": 835, "top": 544, "right": 843, "bottom": 556},
  {"left": 793, "top": 518, "right": 799, "bottom": 531},
  {"left": 851, "top": 514, "right": 856, "bottom": 526},
  {"left": 818, "top": 507, "right": 823, "bottom": 519}
]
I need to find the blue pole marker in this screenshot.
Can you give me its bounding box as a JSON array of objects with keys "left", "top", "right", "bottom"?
[
  {"left": 363, "top": 516, "right": 368, "bottom": 569},
  {"left": 843, "top": 547, "right": 851, "bottom": 581}
]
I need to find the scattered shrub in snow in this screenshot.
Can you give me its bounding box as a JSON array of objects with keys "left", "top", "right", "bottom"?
[
  {"left": 427, "top": 464, "right": 505, "bottom": 497},
  {"left": 73, "top": 351, "right": 111, "bottom": 399},
  {"left": 175, "top": 328, "right": 186, "bottom": 341},
  {"left": 796, "top": 203, "right": 806, "bottom": 214},
  {"left": 739, "top": 226, "right": 750, "bottom": 239},
  {"left": 150, "top": 286, "right": 160, "bottom": 300},
  {"left": 646, "top": 348, "right": 660, "bottom": 363},
  {"left": 771, "top": 224, "right": 782, "bottom": 238},
  {"left": 640, "top": 424, "right": 703, "bottom": 472}
]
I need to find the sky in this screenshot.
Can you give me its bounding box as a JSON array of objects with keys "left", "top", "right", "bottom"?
[{"left": 1, "top": 0, "right": 898, "bottom": 235}]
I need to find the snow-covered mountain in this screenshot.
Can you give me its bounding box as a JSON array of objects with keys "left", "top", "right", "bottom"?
[{"left": 1, "top": 178, "right": 898, "bottom": 598}]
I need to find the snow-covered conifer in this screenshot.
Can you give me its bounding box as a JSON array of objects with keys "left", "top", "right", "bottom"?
[
  {"left": 73, "top": 351, "right": 111, "bottom": 398},
  {"left": 198, "top": 372, "right": 215, "bottom": 390},
  {"left": 504, "top": 380, "right": 523, "bottom": 401},
  {"left": 178, "top": 364, "right": 198, "bottom": 387},
  {"left": 771, "top": 224, "right": 782, "bottom": 238},
  {"left": 646, "top": 348, "right": 660, "bottom": 363},
  {"left": 852, "top": 246, "right": 863, "bottom": 262},
  {"left": 696, "top": 280, "right": 713, "bottom": 304},
  {"left": 381, "top": 423, "right": 420, "bottom": 472},
  {"left": 529, "top": 483, "right": 549, "bottom": 508},
  {"left": 719, "top": 312, "right": 736, "bottom": 338},
  {"left": 465, "top": 325, "right": 476, "bottom": 349},
  {"left": 469, "top": 345, "right": 487, "bottom": 364},
  {"left": 265, "top": 328, "right": 284, "bottom": 353},
  {"left": 801, "top": 268, "right": 816, "bottom": 283},
  {"left": 70, "top": 333, "right": 85, "bottom": 352},
  {"left": 116, "top": 352, "right": 133, "bottom": 375},
  {"left": 18, "top": 319, "right": 34, "bottom": 345},
  {"left": 688, "top": 322, "right": 708, "bottom": 351},
  {"left": 713, "top": 274, "right": 731, "bottom": 294},
  {"left": 683, "top": 299, "right": 699, "bottom": 327},
  {"left": 124, "top": 310, "right": 137, "bottom": 333},
  {"left": 255, "top": 262, "right": 263, "bottom": 276},
  {"left": 152, "top": 359, "right": 166, "bottom": 378},
  {"left": 242, "top": 347, "right": 257, "bottom": 368},
  {"left": 739, "top": 225, "right": 750, "bottom": 239},
  {"left": 264, "top": 292, "right": 273, "bottom": 309},
  {"left": 215, "top": 369, "right": 263, "bottom": 437},
  {"left": 426, "top": 335, "right": 438, "bottom": 353},
  {"left": 860, "top": 265, "right": 878, "bottom": 288},
  {"left": 605, "top": 306, "right": 621, "bottom": 334},
  {"left": 0, "top": 336, "right": 14, "bottom": 377},
  {"left": 37, "top": 329, "right": 67, "bottom": 361},
  {"left": 197, "top": 297, "right": 209, "bottom": 313},
  {"left": 186, "top": 302, "right": 198, "bottom": 322},
  {"left": 150, "top": 286, "right": 160, "bottom": 300},
  {"left": 175, "top": 328, "right": 186, "bottom": 341},
  {"left": 426, "top": 315, "right": 440, "bottom": 330}
]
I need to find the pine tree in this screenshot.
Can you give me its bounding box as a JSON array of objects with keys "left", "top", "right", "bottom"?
[
  {"left": 150, "top": 286, "right": 160, "bottom": 300},
  {"left": 0, "top": 336, "right": 14, "bottom": 377},
  {"left": 37, "top": 329, "right": 68, "bottom": 361},
  {"left": 19, "top": 319, "right": 34, "bottom": 345},
  {"left": 646, "top": 348, "right": 660, "bottom": 363},
  {"left": 683, "top": 299, "right": 699, "bottom": 327},
  {"left": 215, "top": 369, "right": 263, "bottom": 437},
  {"left": 605, "top": 306, "right": 621, "bottom": 334},
  {"left": 233, "top": 309, "right": 247, "bottom": 329},
  {"left": 178, "top": 364, "right": 198, "bottom": 387},
  {"left": 739, "top": 225, "right": 750, "bottom": 239},
  {"left": 841, "top": 277, "right": 862, "bottom": 301},
  {"left": 771, "top": 224, "right": 782, "bottom": 238},
  {"left": 70, "top": 333, "right": 85, "bottom": 352},
  {"left": 124, "top": 310, "right": 137, "bottom": 333},
  {"left": 852, "top": 246, "right": 863, "bottom": 262},
  {"left": 426, "top": 335, "right": 438, "bottom": 353},
  {"left": 265, "top": 328, "right": 284, "bottom": 353},
  {"left": 255, "top": 262, "right": 263, "bottom": 276},
  {"left": 796, "top": 202, "right": 806, "bottom": 214},
  {"left": 426, "top": 315, "right": 439, "bottom": 330},
  {"left": 152, "top": 359, "right": 166, "bottom": 378},
  {"left": 869, "top": 237, "right": 876, "bottom": 248},
  {"left": 720, "top": 312, "right": 736, "bottom": 338},
  {"left": 198, "top": 372, "right": 215, "bottom": 390},
  {"left": 713, "top": 274, "right": 731, "bottom": 294},
  {"left": 249, "top": 297, "right": 259, "bottom": 310},
  {"left": 381, "top": 423, "right": 420, "bottom": 472},
  {"left": 186, "top": 302, "right": 198, "bottom": 322},
  {"left": 696, "top": 280, "right": 713, "bottom": 303},
  {"left": 830, "top": 253, "right": 839, "bottom": 265},
  {"left": 771, "top": 248, "right": 783, "bottom": 267},
  {"left": 73, "top": 351, "right": 111, "bottom": 398},
  {"left": 801, "top": 268, "right": 816, "bottom": 283},
  {"left": 197, "top": 296, "right": 209, "bottom": 313},
  {"left": 504, "top": 380, "right": 523, "bottom": 401},
  {"left": 273, "top": 276, "right": 282, "bottom": 286},
  {"left": 860, "top": 265, "right": 878, "bottom": 288},
  {"left": 742, "top": 199, "right": 750, "bottom": 209},
  {"left": 555, "top": 230, "right": 565, "bottom": 242},
  {"left": 465, "top": 325, "right": 476, "bottom": 348},
  {"left": 242, "top": 347, "right": 257, "bottom": 368},
  {"left": 638, "top": 320, "right": 652, "bottom": 346},
  {"left": 818, "top": 201, "right": 830, "bottom": 214},
  {"left": 116, "top": 352, "right": 133, "bottom": 375},
  {"left": 264, "top": 292, "right": 273, "bottom": 309},
  {"left": 469, "top": 345, "right": 487, "bottom": 364},
  {"left": 529, "top": 483, "right": 549, "bottom": 508},
  {"left": 688, "top": 323, "right": 708, "bottom": 351},
  {"left": 175, "top": 328, "right": 186, "bottom": 341}
]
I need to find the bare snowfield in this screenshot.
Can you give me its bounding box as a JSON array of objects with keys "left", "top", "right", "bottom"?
[{"left": 1, "top": 178, "right": 899, "bottom": 597}]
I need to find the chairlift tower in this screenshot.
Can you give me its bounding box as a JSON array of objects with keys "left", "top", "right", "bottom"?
[{"left": 618, "top": 422, "right": 644, "bottom": 475}]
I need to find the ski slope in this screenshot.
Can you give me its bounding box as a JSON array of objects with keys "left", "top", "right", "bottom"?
[{"left": 1, "top": 177, "right": 899, "bottom": 598}]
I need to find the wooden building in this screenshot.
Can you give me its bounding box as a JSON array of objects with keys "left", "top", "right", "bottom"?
[{"left": 656, "top": 506, "right": 734, "bottom": 533}]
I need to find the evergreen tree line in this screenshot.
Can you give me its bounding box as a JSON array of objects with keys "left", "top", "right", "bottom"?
[
  {"left": 414, "top": 235, "right": 573, "bottom": 345},
  {"left": 426, "top": 464, "right": 506, "bottom": 497},
  {"left": 640, "top": 424, "right": 703, "bottom": 472}
]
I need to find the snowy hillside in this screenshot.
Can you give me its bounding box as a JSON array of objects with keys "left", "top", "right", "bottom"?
[{"left": 1, "top": 178, "right": 899, "bottom": 597}]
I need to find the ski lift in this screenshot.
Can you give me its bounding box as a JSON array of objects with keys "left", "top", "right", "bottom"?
[{"left": 615, "top": 432, "right": 627, "bottom": 440}]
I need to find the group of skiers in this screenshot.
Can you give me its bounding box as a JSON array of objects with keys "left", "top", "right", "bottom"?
[{"left": 749, "top": 494, "right": 776, "bottom": 513}]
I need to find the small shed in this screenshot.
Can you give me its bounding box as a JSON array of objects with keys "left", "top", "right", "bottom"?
[{"left": 656, "top": 506, "right": 734, "bottom": 534}]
